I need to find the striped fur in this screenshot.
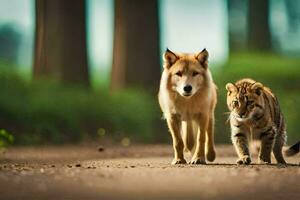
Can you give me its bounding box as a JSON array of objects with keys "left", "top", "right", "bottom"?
[
  {"left": 226, "top": 78, "right": 286, "bottom": 165},
  {"left": 285, "top": 141, "right": 300, "bottom": 157}
]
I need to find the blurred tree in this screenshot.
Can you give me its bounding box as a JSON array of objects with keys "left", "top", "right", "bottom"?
[
  {"left": 227, "top": 0, "right": 247, "bottom": 52},
  {"left": 247, "top": 0, "right": 271, "bottom": 51},
  {"left": 285, "top": 0, "right": 300, "bottom": 33},
  {"left": 34, "top": 0, "right": 89, "bottom": 86},
  {"left": 111, "top": 0, "right": 161, "bottom": 92},
  {"left": 0, "top": 24, "right": 21, "bottom": 65}
]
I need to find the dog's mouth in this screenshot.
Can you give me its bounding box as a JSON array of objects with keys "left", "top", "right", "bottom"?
[{"left": 182, "top": 92, "right": 192, "bottom": 97}]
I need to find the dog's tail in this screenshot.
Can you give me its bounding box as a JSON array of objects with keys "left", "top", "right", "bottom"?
[
  {"left": 284, "top": 141, "right": 300, "bottom": 157},
  {"left": 182, "top": 121, "right": 197, "bottom": 154}
]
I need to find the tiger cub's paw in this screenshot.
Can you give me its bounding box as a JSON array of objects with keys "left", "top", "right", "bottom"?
[
  {"left": 276, "top": 161, "right": 287, "bottom": 168},
  {"left": 277, "top": 163, "right": 287, "bottom": 168},
  {"left": 258, "top": 157, "right": 271, "bottom": 165},
  {"left": 236, "top": 156, "right": 251, "bottom": 165}
]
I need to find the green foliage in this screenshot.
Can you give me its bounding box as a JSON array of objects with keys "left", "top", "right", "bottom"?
[
  {"left": 0, "top": 68, "right": 160, "bottom": 145},
  {"left": 1, "top": 53, "right": 300, "bottom": 145},
  {"left": 212, "top": 53, "right": 300, "bottom": 145},
  {"left": 0, "top": 129, "right": 14, "bottom": 148}
]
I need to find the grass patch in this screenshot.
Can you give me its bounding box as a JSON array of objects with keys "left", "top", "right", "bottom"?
[{"left": 0, "top": 67, "right": 161, "bottom": 145}]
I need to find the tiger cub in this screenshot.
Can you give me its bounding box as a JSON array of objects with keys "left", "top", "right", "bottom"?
[{"left": 226, "top": 78, "right": 286, "bottom": 165}]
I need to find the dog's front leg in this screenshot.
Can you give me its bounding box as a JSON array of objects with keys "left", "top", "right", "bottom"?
[
  {"left": 166, "top": 114, "right": 186, "bottom": 165},
  {"left": 190, "top": 114, "right": 208, "bottom": 164}
]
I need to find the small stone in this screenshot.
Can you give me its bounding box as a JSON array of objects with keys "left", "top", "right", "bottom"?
[
  {"left": 130, "top": 165, "right": 135, "bottom": 168},
  {"left": 97, "top": 145, "right": 105, "bottom": 152},
  {"left": 40, "top": 168, "right": 45, "bottom": 173},
  {"left": 67, "top": 164, "right": 72, "bottom": 168},
  {"left": 75, "top": 164, "right": 81, "bottom": 167},
  {"left": 51, "top": 165, "right": 55, "bottom": 168},
  {"left": 22, "top": 167, "right": 30, "bottom": 171}
]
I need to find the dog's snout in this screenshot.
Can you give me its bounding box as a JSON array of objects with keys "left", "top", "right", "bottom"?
[{"left": 183, "top": 85, "right": 192, "bottom": 93}]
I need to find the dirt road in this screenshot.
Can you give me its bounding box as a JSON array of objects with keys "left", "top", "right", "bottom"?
[{"left": 0, "top": 144, "right": 299, "bottom": 200}]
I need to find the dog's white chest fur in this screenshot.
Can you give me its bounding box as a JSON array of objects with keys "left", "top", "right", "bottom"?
[{"left": 159, "top": 84, "right": 212, "bottom": 120}]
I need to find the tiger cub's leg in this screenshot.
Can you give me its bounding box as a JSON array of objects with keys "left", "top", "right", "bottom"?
[
  {"left": 259, "top": 127, "right": 275, "bottom": 164},
  {"left": 231, "top": 125, "right": 251, "bottom": 165},
  {"left": 273, "top": 132, "right": 286, "bottom": 165}
]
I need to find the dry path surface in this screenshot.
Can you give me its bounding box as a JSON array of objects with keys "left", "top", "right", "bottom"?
[{"left": 0, "top": 144, "right": 299, "bottom": 200}]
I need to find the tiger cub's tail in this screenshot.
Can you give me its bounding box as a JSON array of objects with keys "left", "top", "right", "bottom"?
[{"left": 284, "top": 141, "right": 300, "bottom": 157}]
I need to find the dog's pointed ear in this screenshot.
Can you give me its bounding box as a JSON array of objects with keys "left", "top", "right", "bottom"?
[
  {"left": 195, "top": 48, "right": 209, "bottom": 68},
  {"left": 251, "top": 82, "right": 263, "bottom": 95},
  {"left": 226, "top": 83, "right": 237, "bottom": 94},
  {"left": 163, "top": 48, "right": 178, "bottom": 69}
]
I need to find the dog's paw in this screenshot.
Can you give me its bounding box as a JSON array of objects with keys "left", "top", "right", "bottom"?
[
  {"left": 171, "top": 158, "right": 187, "bottom": 165},
  {"left": 236, "top": 156, "right": 251, "bottom": 165},
  {"left": 189, "top": 157, "right": 206, "bottom": 165},
  {"left": 206, "top": 149, "right": 216, "bottom": 162}
]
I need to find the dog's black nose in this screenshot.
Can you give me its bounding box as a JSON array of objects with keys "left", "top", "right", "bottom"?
[{"left": 183, "top": 85, "right": 192, "bottom": 93}]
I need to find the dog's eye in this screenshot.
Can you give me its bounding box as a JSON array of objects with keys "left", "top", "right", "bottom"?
[
  {"left": 175, "top": 72, "right": 182, "bottom": 77},
  {"left": 192, "top": 71, "right": 200, "bottom": 77}
]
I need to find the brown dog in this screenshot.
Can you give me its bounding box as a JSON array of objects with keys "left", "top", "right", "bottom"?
[{"left": 158, "top": 48, "right": 217, "bottom": 165}]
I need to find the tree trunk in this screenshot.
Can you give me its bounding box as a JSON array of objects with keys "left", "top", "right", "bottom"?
[
  {"left": 247, "top": 0, "right": 271, "bottom": 51},
  {"left": 285, "top": 0, "right": 300, "bottom": 33},
  {"left": 34, "top": 0, "right": 89, "bottom": 86},
  {"left": 111, "top": 0, "right": 161, "bottom": 92},
  {"left": 227, "top": 0, "right": 247, "bottom": 52}
]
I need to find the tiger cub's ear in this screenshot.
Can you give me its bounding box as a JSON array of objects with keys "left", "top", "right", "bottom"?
[
  {"left": 251, "top": 82, "right": 264, "bottom": 95},
  {"left": 225, "top": 83, "right": 237, "bottom": 94}
]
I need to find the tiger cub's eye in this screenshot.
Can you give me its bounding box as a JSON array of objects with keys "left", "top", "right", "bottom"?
[
  {"left": 233, "top": 101, "right": 239, "bottom": 107},
  {"left": 247, "top": 101, "right": 255, "bottom": 109},
  {"left": 247, "top": 100, "right": 254, "bottom": 105}
]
